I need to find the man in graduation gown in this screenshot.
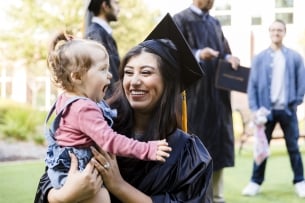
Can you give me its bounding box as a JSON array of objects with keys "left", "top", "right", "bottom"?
[
  {"left": 85, "top": 0, "right": 120, "bottom": 98},
  {"left": 174, "top": 0, "right": 240, "bottom": 202}
]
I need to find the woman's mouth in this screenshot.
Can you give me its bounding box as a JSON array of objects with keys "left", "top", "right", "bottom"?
[{"left": 130, "top": 90, "right": 146, "bottom": 95}]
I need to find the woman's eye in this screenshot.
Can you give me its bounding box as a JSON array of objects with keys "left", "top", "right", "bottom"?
[
  {"left": 141, "top": 70, "right": 152, "bottom": 75},
  {"left": 124, "top": 70, "right": 133, "bottom": 75}
]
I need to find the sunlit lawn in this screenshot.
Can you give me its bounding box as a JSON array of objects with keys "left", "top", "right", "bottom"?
[
  {"left": 225, "top": 139, "right": 305, "bottom": 203},
  {"left": 0, "top": 160, "right": 45, "bottom": 203},
  {"left": 0, "top": 139, "right": 304, "bottom": 203}
]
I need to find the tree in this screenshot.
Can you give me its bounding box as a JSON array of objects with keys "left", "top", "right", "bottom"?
[
  {"left": 1, "top": 0, "right": 161, "bottom": 72},
  {"left": 113, "top": 0, "right": 161, "bottom": 57},
  {"left": 1, "top": 0, "right": 84, "bottom": 74},
  {"left": 0, "top": 0, "right": 161, "bottom": 107}
]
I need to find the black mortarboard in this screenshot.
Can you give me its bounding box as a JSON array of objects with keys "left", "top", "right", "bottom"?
[{"left": 139, "top": 13, "right": 204, "bottom": 91}]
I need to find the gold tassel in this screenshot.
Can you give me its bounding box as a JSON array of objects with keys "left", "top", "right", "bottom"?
[{"left": 181, "top": 90, "right": 187, "bottom": 132}]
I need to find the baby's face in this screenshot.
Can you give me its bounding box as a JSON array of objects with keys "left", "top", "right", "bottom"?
[{"left": 82, "top": 46, "right": 111, "bottom": 102}]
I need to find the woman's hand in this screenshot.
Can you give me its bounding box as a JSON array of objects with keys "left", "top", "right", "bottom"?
[
  {"left": 91, "top": 147, "right": 153, "bottom": 203},
  {"left": 48, "top": 152, "right": 103, "bottom": 203},
  {"left": 90, "top": 147, "right": 124, "bottom": 191}
]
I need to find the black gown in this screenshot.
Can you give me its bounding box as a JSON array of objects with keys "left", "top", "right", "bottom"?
[
  {"left": 173, "top": 8, "right": 235, "bottom": 171},
  {"left": 85, "top": 22, "right": 120, "bottom": 98},
  {"left": 34, "top": 129, "right": 213, "bottom": 203}
]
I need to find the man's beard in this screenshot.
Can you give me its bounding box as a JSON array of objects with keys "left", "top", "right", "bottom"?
[{"left": 106, "top": 13, "right": 117, "bottom": 22}]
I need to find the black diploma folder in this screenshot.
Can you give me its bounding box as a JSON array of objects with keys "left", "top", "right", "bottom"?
[{"left": 215, "top": 59, "right": 250, "bottom": 93}]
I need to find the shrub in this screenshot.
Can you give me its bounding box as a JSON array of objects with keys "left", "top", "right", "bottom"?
[{"left": 0, "top": 100, "right": 47, "bottom": 145}]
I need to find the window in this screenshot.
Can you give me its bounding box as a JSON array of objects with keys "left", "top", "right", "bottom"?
[
  {"left": 215, "top": 0, "right": 231, "bottom": 10},
  {"left": 275, "top": 0, "right": 293, "bottom": 8},
  {"left": 251, "top": 16, "right": 262, "bottom": 25},
  {"left": 274, "top": 0, "right": 294, "bottom": 23},
  {"left": 213, "top": 0, "right": 231, "bottom": 26},
  {"left": 216, "top": 15, "right": 231, "bottom": 26},
  {"left": 275, "top": 13, "right": 293, "bottom": 23}
]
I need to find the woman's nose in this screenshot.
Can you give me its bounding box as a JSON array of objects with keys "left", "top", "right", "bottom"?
[{"left": 131, "top": 76, "right": 141, "bottom": 85}]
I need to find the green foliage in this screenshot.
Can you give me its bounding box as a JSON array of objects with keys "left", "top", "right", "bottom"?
[
  {"left": 0, "top": 0, "right": 84, "bottom": 77},
  {"left": 0, "top": 0, "right": 161, "bottom": 77},
  {"left": 113, "top": 0, "right": 161, "bottom": 57},
  {"left": 0, "top": 100, "right": 46, "bottom": 144},
  {"left": 232, "top": 110, "right": 244, "bottom": 139}
]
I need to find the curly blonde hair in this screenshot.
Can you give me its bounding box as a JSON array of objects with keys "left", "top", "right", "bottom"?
[{"left": 47, "top": 32, "right": 109, "bottom": 92}]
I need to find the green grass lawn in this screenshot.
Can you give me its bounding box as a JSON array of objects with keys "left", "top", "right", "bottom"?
[
  {"left": 0, "top": 160, "right": 45, "bottom": 203},
  {"left": 0, "top": 141, "right": 304, "bottom": 203},
  {"left": 225, "top": 140, "right": 305, "bottom": 203}
]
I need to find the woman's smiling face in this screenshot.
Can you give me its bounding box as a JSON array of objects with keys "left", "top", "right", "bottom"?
[{"left": 122, "top": 52, "right": 164, "bottom": 113}]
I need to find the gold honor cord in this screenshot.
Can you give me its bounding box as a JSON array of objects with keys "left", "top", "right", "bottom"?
[{"left": 181, "top": 90, "right": 187, "bottom": 132}]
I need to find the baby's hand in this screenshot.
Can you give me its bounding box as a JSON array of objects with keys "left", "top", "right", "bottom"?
[{"left": 156, "top": 139, "right": 172, "bottom": 162}]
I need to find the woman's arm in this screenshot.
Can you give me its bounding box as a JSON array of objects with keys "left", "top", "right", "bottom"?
[
  {"left": 91, "top": 133, "right": 213, "bottom": 203},
  {"left": 91, "top": 147, "right": 153, "bottom": 203},
  {"left": 34, "top": 152, "right": 102, "bottom": 203}
]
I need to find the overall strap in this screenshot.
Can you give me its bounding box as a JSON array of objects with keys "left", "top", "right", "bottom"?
[{"left": 45, "top": 96, "right": 88, "bottom": 144}]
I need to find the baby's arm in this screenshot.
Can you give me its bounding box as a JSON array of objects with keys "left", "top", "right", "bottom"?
[{"left": 77, "top": 102, "right": 172, "bottom": 161}]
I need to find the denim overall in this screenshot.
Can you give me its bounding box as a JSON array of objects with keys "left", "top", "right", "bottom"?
[{"left": 45, "top": 96, "right": 117, "bottom": 189}]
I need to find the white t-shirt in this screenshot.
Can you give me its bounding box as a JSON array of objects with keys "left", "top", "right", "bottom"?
[{"left": 271, "top": 50, "right": 286, "bottom": 109}]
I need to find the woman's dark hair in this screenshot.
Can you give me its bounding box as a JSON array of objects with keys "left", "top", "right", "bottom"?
[{"left": 107, "top": 44, "right": 181, "bottom": 141}]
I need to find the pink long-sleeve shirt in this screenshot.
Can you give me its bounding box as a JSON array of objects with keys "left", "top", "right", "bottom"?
[{"left": 54, "top": 94, "right": 158, "bottom": 161}]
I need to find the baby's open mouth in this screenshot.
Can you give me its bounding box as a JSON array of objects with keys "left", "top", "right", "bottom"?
[{"left": 103, "top": 84, "right": 109, "bottom": 92}]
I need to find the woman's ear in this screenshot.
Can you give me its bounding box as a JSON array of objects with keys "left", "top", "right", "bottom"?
[{"left": 70, "top": 72, "right": 82, "bottom": 84}]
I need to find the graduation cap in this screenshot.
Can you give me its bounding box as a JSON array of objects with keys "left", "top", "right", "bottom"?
[{"left": 139, "top": 13, "right": 204, "bottom": 91}]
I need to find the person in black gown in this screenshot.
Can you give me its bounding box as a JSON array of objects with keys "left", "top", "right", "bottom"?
[
  {"left": 34, "top": 14, "right": 213, "bottom": 203},
  {"left": 173, "top": 1, "right": 240, "bottom": 202},
  {"left": 85, "top": 0, "right": 120, "bottom": 98}
]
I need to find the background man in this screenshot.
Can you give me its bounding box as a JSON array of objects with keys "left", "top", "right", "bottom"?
[
  {"left": 243, "top": 19, "right": 305, "bottom": 199},
  {"left": 85, "top": 0, "right": 120, "bottom": 98}
]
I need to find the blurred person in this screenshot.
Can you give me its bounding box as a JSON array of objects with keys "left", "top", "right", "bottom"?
[
  {"left": 173, "top": 0, "right": 240, "bottom": 202},
  {"left": 243, "top": 19, "right": 305, "bottom": 198},
  {"left": 85, "top": 0, "right": 120, "bottom": 98}
]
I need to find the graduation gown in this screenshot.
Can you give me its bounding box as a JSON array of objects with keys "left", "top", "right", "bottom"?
[
  {"left": 173, "top": 8, "right": 235, "bottom": 171},
  {"left": 34, "top": 129, "right": 213, "bottom": 203},
  {"left": 85, "top": 22, "right": 120, "bottom": 98}
]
